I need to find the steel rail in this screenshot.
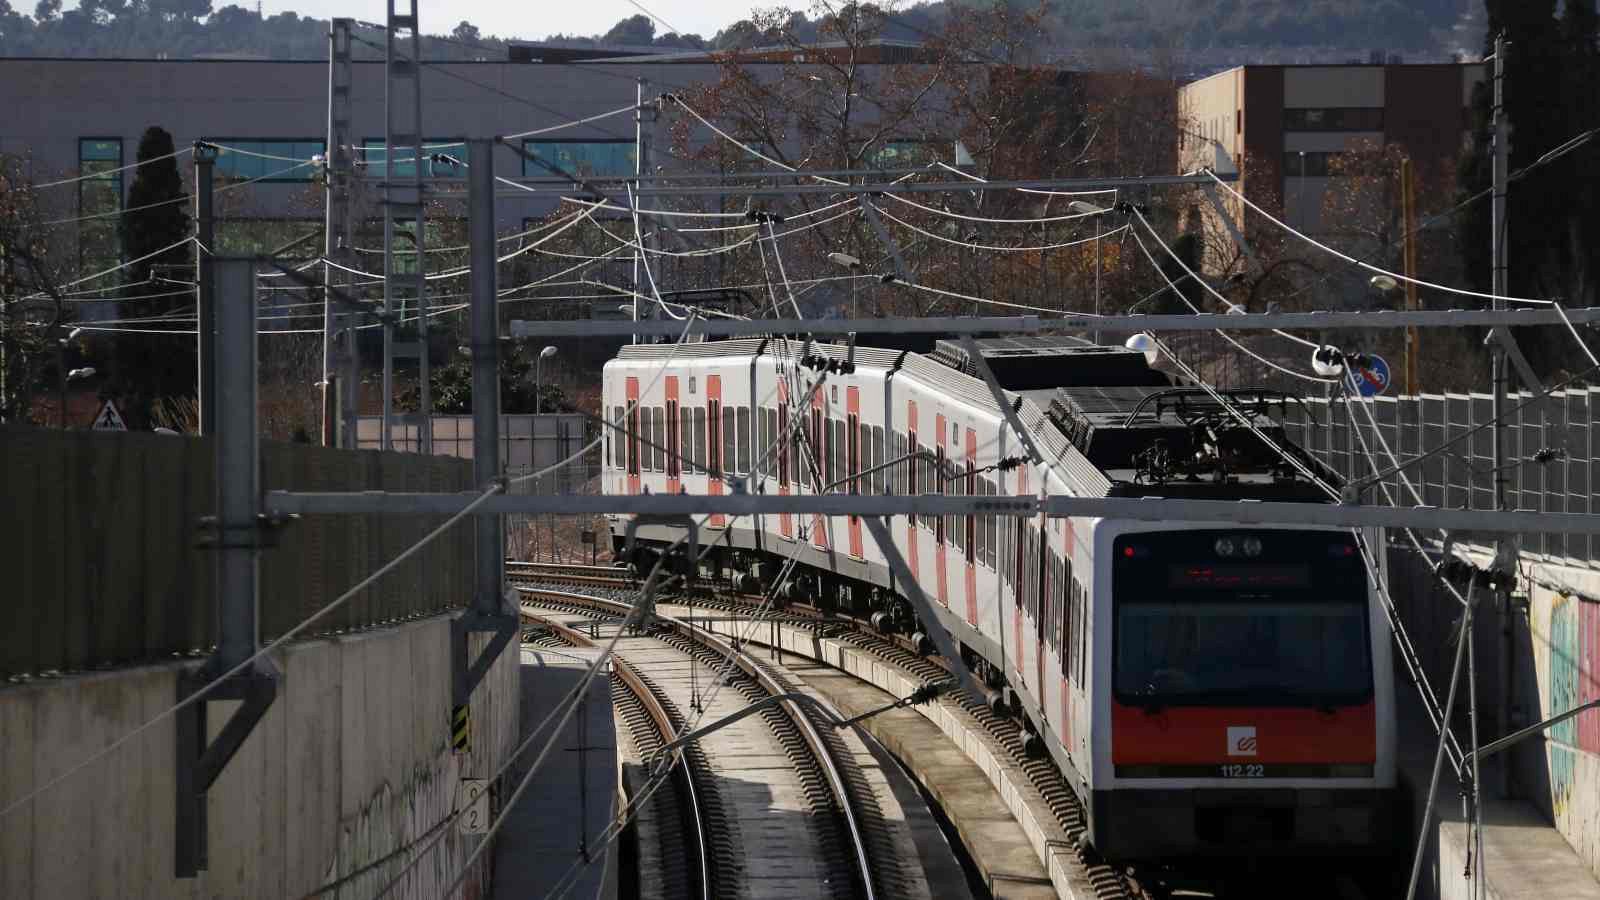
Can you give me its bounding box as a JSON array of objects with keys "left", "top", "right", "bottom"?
[
  {"left": 521, "top": 587, "right": 878, "bottom": 900},
  {"left": 522, "top": 607, "right": 712, "bottom": 900}
]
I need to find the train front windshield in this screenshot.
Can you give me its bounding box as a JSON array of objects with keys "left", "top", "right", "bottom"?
[{"left": 1112, "top": 531, "right": 1372, "bottom": 708}]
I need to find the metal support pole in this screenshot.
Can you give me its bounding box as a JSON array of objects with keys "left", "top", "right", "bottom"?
[
  {"left": 1405, "top": 583, "right": 1474, "bottom": 900},
  {"left": 631, "top": 78, "right": 645, "bottom": 343},
  {"left": 195, "top": 147, "right": 216, "bottom": 435},
  {"left": 383, "top": 0, "right": 430, "bottom": 452},
  {"left": 324, "top": 18, "right": 355, "bottom": 447},
  {"left": 469, "top": 138, "right": 502, "bottom": 614},
  {"left": 452, "top": 138, "right": 517, "bottom": 713},
  {"left": 176, "top": 258, "right": 279, "bottom": 877},
  {"left": 214, "top": 258, "right": 260, "bottom": 669},
  {"left": 1490, "top": 31, "right": 1513, "bottom": 798}
]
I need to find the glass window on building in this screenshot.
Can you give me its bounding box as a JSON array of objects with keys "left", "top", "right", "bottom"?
[
  {"left": 522, "top": 140, "right": 636, "bottom": 179},
  {"left": 209, "top": 140, "right": 326, "bottom": 181},
  {"left": 868, "top": 140, "right": 936, "bottom": 169},
  {"left": 1283, "top": 151, "right": 1343, "bottom": 178},
  {"left": 1282, "top": 108, "right": 1384, "bottom": 132},
  {"left": 359, "top": 139, "right": 466, "bottom": 179},
  {"left": 78, "top": 138, "right": 123, "bottom": 280},
  {"left": 216, "top": 219, "right": 322, "bottom": 256}
]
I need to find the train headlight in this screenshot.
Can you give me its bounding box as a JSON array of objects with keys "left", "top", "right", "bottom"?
[
  {"left": 1214, "top": 536, "right": 1238, "bottom": 557},
  {"left": 1241, "top": 536, "right": 1263, "bottom": 558}
]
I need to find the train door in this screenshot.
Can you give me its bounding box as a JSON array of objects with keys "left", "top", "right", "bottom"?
[
  {"left": 964, "top": 427, "right": 978, "bottom": 626},
  {"left": 934, "top": 413, "right": 948, "bottom": 608},
  {"left": 626, "top": 376, "right": 641, "bottom": 496},
  {"left": 906, "top": 399, "right": 920, "bottom": 583},
  {"left": 666, "top": 376, "right": 680, "bottom": 495},
  {"left": 846, "top": 386, "right": 864, "bottom": 559},
  {"left": 777, "top": 378, "right": 792, "bottom": 540},
  {"left": 706, "top": 374, "right": 724, "bottom": 528}
]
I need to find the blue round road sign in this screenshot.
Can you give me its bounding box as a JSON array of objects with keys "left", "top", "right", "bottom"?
[{"left": 1355, "top": 354, "right": 1391, "bottom": 397}]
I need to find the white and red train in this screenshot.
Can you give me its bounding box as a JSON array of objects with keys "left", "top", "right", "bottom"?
[{"left": 602, "top": 335, "right": 1400, "bottom": 860}]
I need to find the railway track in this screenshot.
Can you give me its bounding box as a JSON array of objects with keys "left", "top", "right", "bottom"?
[{"left": 522, "top": 584, "right": 906, "bottom": 900}]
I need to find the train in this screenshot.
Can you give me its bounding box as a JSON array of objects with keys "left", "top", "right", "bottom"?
[{"left": 601, "top": 334, "right": 1401, "bottom": 861}]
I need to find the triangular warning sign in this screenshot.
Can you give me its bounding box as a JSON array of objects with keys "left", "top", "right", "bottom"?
[{"left": 92, "top": 399, "right": 127, "bottom": 432}]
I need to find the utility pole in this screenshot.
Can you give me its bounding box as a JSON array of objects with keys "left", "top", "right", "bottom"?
[
  {"left": 1401, "top": 157, "right": 1420, "bottom": 394},
  {"left": 194, "top": 144, "right": 216, "bottom": 434},
  {"left": 383, "top": 0, "right": 430, "bottom": 452},
  {"left": 631, "top": 78, "right": 647, "bottom": 343},
  {"left": 324, "top": 18, "right": 355, "bottom": 447},
  {"left": 1490, "top": 30, "right": 1514, "bottom": 799}
]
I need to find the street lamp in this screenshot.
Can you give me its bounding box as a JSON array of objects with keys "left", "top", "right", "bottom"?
[
  {"left": 1069, "top": 201, "right": 1112, "bottom": 343},
  {"left": 534, "top": 345, "right": 558, "bottom": 415},
  {"left": 56, "top": 327, "right": 83, "bottom": 430},
  {"left": 827, "top": 252, "right": 863, "bottom": 318}
]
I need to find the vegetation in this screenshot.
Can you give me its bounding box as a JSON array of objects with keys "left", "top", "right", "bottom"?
[
  {"left": 1455, "top": 0, "right": 1600, "bottom": 380},
  {"left": 0, "top": 0, "right": 1469, "bottom": 60}
]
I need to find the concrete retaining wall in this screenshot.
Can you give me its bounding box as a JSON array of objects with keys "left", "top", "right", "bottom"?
[
  {"left": 0, "top": 612, "right": 518, "bottom": 900},
  {"left": 1514, "top": 559, "right": 1600, "bottom": 882}
]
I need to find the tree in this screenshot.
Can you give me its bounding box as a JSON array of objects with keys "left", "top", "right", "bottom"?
[
  {"left": 1457, "top": 0, "right": 1599, "bottom": 378},
  {"left": 451, "top": 20, "right": 480, "bottom": 44},
  {"left": 0, "top": 156, "right": 79, "bottom": 425},
  {"left": 32, "top": 0, "right": 58, "bottom": 21},
  {"left": 602, "top": 13, "right": 654, "bottom": 46},
  {"left": 115, "top": 126, "right": 192, "bottom": 418}
]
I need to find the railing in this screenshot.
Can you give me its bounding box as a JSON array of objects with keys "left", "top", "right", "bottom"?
[{"left": 1282, "top": 388, "right": 1600, "bottom": 567}]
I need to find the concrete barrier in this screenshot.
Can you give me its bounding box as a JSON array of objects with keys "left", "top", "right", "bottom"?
[{"left": 0, "top": 612, "right": 518, "bottom": 900}]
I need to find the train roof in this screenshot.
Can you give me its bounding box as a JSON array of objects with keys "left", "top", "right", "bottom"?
[
  {"left": 1042, "top": 385, "right": 1339, "bottom": 500},
  {"left": 928, "top": 337, "right": 1171, "bottom": 390},
  {"left": 612, "top": 338, "right": 1337, "bottom": 502}
]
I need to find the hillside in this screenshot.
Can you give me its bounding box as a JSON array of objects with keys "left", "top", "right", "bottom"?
[{"left": 0, "top": 0, "right": 1476, "bottom": 63}]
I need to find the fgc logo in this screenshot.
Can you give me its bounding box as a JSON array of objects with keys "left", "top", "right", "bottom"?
[{"left": 1227, "top": 726, "right": 1258, "bottom": 757}]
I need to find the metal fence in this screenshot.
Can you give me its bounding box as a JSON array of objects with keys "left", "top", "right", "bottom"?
[
  {"left": 1, "top": 426, "right": 475, "bottom": 680},
  {"left": 1282, "top": 388, "right": 1600, "bottom": 567},
  {"left": 356, "top": 413, "right": 590, "bottom": 471}
]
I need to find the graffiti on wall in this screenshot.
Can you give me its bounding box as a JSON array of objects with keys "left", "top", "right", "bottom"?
[{"left": 1548, "top": 594, "right": 1599, "bottom": 817}]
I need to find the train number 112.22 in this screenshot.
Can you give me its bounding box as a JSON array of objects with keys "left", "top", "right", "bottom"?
[{"left": 1219, "top": 764, "right": 1264, "bottom": 778}]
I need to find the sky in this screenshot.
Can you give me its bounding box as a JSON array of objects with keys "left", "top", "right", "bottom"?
[{"left": 250, "top": 0, "right": 753, "bottom": 41}]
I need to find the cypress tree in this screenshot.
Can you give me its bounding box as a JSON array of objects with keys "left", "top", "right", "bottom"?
[
  {"left": 115, "top": 125, "right": 193, "bottom": 419},
  {"left": 1457, "top": 1, "right": 1594, "bottom": 376}
]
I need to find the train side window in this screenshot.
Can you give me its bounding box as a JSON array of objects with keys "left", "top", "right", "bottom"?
[
  {"left": 680, "top": 406, "right": 694, "bottom": 475},
  {"left": 1078, "top": 585, "right": 1088, "bottom": 684},
  {"left": 907, "top": 432, "right": 919, "bottom": 500},
  {"left": 1064, "top": 581, "right": 1075, "bottom": 679},
  {"left": 933, "top": 444, "right": 945, "bottom": 542},
  {"left": 833, "top": 419, "right": 846, "bottom": 490},
  {"left": 761, "top": 408, "right": 775, "bottom": 477},
  {"left": 656, "top": 407, "right": 668, "bottom": 472},
  {"left": 737, "top": 406, "right": 751, "bottom": 476},
  {"left": 871, "top": 426, "right": 884, "bottom": 495},
  {"left": 707, "top": 400, "right": 721, "bottom": 478},
  {"left": 627, "top": 404, "right": 640, "bottom": 476},
  {"left": 721, "top": 405, "right": 735, "bottom": 478},
  {"left": 609, "top": 405, "right": 622, "bottom": 467},
  {"left": 692, "top": 407, "right": 707, "bottom": 475},
  {"left": 975, "top": 476, "right": 987, "bottom": 565},
  {"left": 666, "top": 399, "right": 680, "bottom": 477}
]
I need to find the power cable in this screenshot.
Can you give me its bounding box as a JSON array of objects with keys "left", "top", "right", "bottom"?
[
  {"left": 29, "top": 146, "right": 193, "bottom": 189},
  {"left": 870, "top": 198, "right": 1126, "bottom": 253}
]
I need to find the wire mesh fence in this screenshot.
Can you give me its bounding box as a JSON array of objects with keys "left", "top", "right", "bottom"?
[{"left": 1282, "top": 388, "right": 1600, "bottom": 567}]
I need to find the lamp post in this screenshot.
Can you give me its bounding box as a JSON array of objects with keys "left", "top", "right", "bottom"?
[
  {"left": 56, "top": 327, "right": 82, "bottom": 430},
  {"left": 534, "top": 345, "right": 558, "bottom": 415},
  {"left": 827, "top": 251, "right": 863, "bottom": 318},
  {"left": 1069, "top": 201, "right": 1111, "bottom": 343}
]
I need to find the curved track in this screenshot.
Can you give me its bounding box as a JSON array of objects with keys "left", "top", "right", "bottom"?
[{"left": 522, "top": 584, "right": 893, "bottom": 900}]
